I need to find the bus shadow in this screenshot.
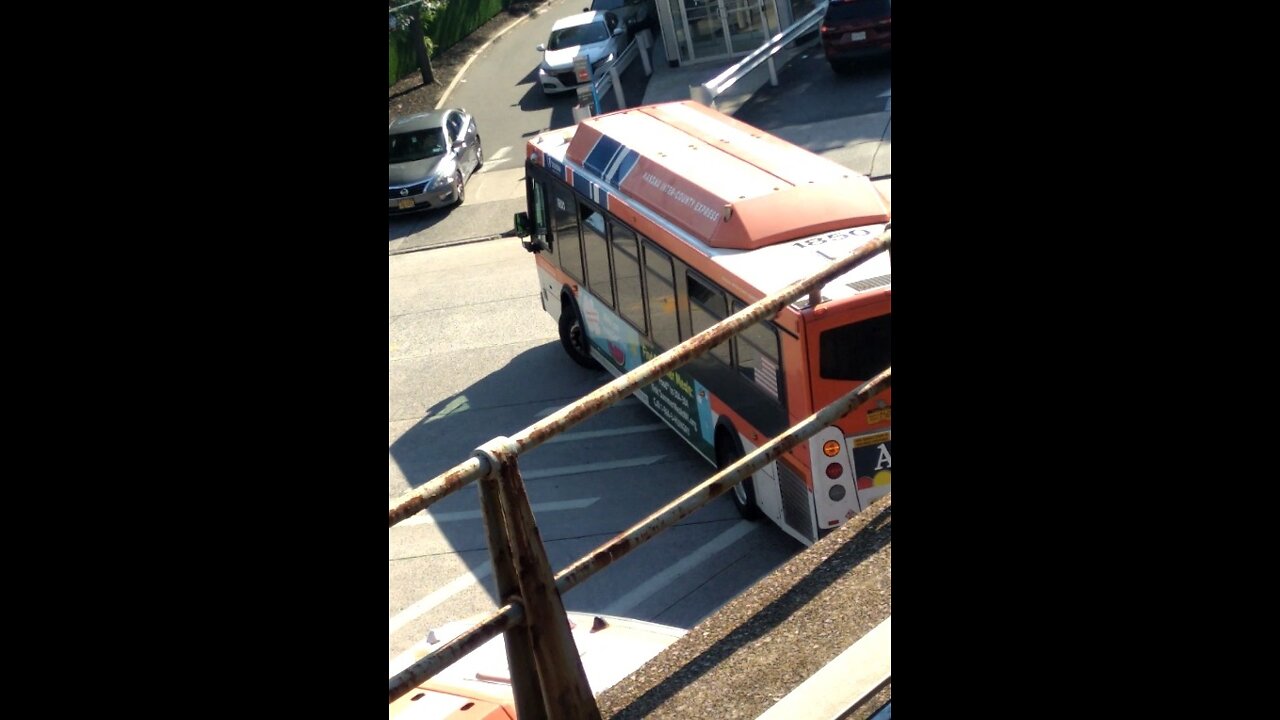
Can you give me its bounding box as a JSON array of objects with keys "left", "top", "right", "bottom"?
[{"left": 389, "top": 341, "right": 606, "bottom": 490}]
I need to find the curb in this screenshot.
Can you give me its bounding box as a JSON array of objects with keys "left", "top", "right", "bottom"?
[{"left": 389, "top": 231, "right": 517, "bottom": 257}]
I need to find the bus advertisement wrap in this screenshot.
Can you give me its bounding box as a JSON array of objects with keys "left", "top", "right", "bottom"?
[{"left": 579, "top": 292, "right": 715, "bottom": 459}]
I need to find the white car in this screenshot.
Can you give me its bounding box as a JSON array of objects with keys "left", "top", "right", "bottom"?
[{"left": 536, "top": 11, "right": 626, "bottom": 95}]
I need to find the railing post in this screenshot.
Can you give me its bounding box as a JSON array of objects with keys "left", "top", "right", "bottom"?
[
  {"left": 767, "top": 54, "right": 778, "bottom": 86},
  {"left": 690, "top": 83, "right": 714, "bottom": 107},
  {"left": 638, "top": 30, "right": 653, "bottom": 75},
  {"left": 478, "top": 465, "right": 547, "bottom": 720},
  {"left": 610, "top": 65, "right": 625, "bottom": 108},
  {"left": 492, "top": 449, "right": 601, "bottom": 719}
]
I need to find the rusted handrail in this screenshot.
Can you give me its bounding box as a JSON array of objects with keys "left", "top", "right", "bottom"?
[
  {"left": 389, "top": 367, "right": 890, "bottom": 702},
  {"left": 388, "top": 228, "right": 890, "bottom": 528},
  {"left": 390, "top": 229, "right": 892, "bottom": 708}
]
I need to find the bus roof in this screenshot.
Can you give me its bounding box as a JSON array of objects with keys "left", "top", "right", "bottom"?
[{"left": 560, "top": 101, "right": 889, "bottom": 251}]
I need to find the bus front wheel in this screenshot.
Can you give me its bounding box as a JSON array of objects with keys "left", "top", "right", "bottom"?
[
  {"left": 717, "top": 432, "right": 762, "bottom": 520},
  {"left": 559, "top": 297, "right": 601, "bottom": 369}
]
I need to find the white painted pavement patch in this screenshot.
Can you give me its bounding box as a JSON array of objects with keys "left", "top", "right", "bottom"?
[
  {"left": 602, "top": 520, "right": 758, "bottom": 616},
  {"left": 389, "top": 560, "right": 494, "bottom": 635},
  {"left": 465, "top": 166, "right": 527, "bottom": 204},
  {"left": 396, "top": 497, "right": 600, "bottom": 526}
]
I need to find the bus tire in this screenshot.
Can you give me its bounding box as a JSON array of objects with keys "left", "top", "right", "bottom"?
[
  {"left": 559, "top": 296, "right": 601, "bottom": 369},
  {"left": 717, "top": 430, "right": 762, "bottom": 521}
]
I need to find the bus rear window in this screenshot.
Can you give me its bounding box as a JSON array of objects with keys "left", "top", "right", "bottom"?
[{"left": 819, "top": 314, "right": 890, "bottom": 381}]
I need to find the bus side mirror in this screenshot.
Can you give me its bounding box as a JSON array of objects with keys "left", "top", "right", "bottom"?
[{"left": 515, "top": 211, "right": 547, "bottom": 252}]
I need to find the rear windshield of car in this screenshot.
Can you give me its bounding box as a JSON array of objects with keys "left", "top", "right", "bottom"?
[
  {"left": 824, "top": 0, "right": 891, "bottom": 23},
  {"left": 549, "top": 22, "right": 609, "bottom": 49},
  {"left": 590, "top": 0, "right": 625, "bottom": 9},
  {"left": 389, "top": 128, "right": 446, "bottom": 164}
]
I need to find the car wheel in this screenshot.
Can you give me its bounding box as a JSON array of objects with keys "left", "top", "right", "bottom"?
[
  {"left": 453, "top": 170, "right": 465, "bottom": 206},
  {"left": 474, "top": 136, "right": 484, "bottom": 171},
  {"left": 558, "top": 297, "right": 601, "bottom": 369},
  {"left": 717, "top": 430, "right": 762, "bottom": 520}
]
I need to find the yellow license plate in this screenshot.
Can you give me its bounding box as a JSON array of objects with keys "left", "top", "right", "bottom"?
[{"left": 398, "top": 198, "right": 415, "bottom": 210}]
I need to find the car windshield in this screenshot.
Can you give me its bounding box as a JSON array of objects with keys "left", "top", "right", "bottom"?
[
  {"left": 590, "top": 0, "right": 625, "bottom": 9},
  {"left": 548, "top": 22, "right": 609, "bottom": 50},
  {"left": 389, "top": 128, "right": 446, "bottom": 164}
]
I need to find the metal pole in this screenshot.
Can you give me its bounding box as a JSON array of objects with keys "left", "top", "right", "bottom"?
[
  {"left": 479, "top": 473, "right": 546, "bottom": 719},
  {"left": 610, "top": 65, "right": 625, "bottom": 107},
  {"left": 639, "top": 31, "right": 653, "bottom": 75},
  {"left": 490, "top": 448, "right": 601, "bottom": 719}
]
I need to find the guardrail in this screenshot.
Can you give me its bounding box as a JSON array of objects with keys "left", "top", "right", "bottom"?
[
  {"left": 690, "top": 1, "right": 827, "bottom": 109},
  {"left": 388, "top": 227, "right": 892, "bottom": 716},
  {"left": 573, "top": 29, "right": 655, "bottom": 121}
]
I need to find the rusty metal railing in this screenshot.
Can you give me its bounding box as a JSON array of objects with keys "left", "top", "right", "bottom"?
[{"left": 389, "top": 228, "right": 891, "bottom": 714}]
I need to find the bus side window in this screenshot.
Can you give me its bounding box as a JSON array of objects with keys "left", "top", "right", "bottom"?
[
  {"left": 581, "top": 204, "right": 614, "bottom": 308},
  {"left": 686, "top": 273, "right": 731, "bottom": 365},
  {"left": 610, "top": 222, "right": 645, "bottom": 333},
  {"left": 552, "top": 185, "right": 583, "bottom": 283},
  {"left": 643, "top": 241, "right": 679, "bottom": 350},
  {"left": 531, "top": 179, "right": 552, "bottom": 254},
  {"left": 732, "top": 300, "right": 783, "bottom": 404}
]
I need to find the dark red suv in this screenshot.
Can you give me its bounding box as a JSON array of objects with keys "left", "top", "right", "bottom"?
[{"left": 820, "top": 0, "right": 892, "bottom": 74}]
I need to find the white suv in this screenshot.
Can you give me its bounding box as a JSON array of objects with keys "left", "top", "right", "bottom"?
[{"left": 536, "top": 11, "right": 626, "bottom": 95}]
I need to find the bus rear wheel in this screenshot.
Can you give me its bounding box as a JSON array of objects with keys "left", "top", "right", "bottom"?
[
  {"left": 559, "top": 297, "right": 601, "bottom": 369},
  {"left": 717, "top": 433, "right": 762, "bottom": 520}
]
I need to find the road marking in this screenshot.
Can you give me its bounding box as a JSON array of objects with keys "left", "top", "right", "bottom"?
[
  {"left": 537, "top": 396, "right": 639, "bottom": 417},
  {"left": 397, "top": 497, "right": 600, "bottom": 526},
  {"left": 602, "top": 520, "right": 758, "bottom": 616},
  {"left": 424, "top": 394, "right": 470, "bottom": 424},
  {"left": 389, "top": 560, "right": 493, "bottom": 635},
  {"left": 544, "top": 423, "right": 667, "bottom": 444},
  {"left": 489, "top": 146, "right": 512, "bottom": 162},
  {"left": 436, "top": 12, "right": 540, "bottom": 109},
  {"left": 521, "top": 455, "right": 665, "bottom": 479}
]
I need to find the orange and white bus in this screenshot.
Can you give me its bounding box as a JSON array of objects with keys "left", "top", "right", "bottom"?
[{"left": 515, "top": 101, "right": 891, "bottom": 546}]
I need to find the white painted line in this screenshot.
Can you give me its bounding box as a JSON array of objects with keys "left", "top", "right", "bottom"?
[
  {"left": 544, "top": 423, "right": 667, "bottom": 444},
  {"left": 436, "top": 12, "right": 540, "bottom": 109},
  {"left": 521, "top": 455, "right": 665, "bottom": 479},
  {"left": 389, "top": 560, "right": 493, "bottom": 635},
  {"left": 489, "top": 146, "right": 513, "bottom": 161},
  {"left": 602, "top": 520, "right": 757, "bottom": 616},
  {"left": 537, "top": 396, "right": 638, "bottom": 418},
  {"left": 397, "top": 497, "right": 600, "bottom": 526},
  {"left": 877, "top": 89, "right": 892, "bottom": 97}
]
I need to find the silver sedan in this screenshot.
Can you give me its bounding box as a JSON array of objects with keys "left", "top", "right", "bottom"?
[{"left": 388, "top": 108, "right": 483, "bottom": 214}]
